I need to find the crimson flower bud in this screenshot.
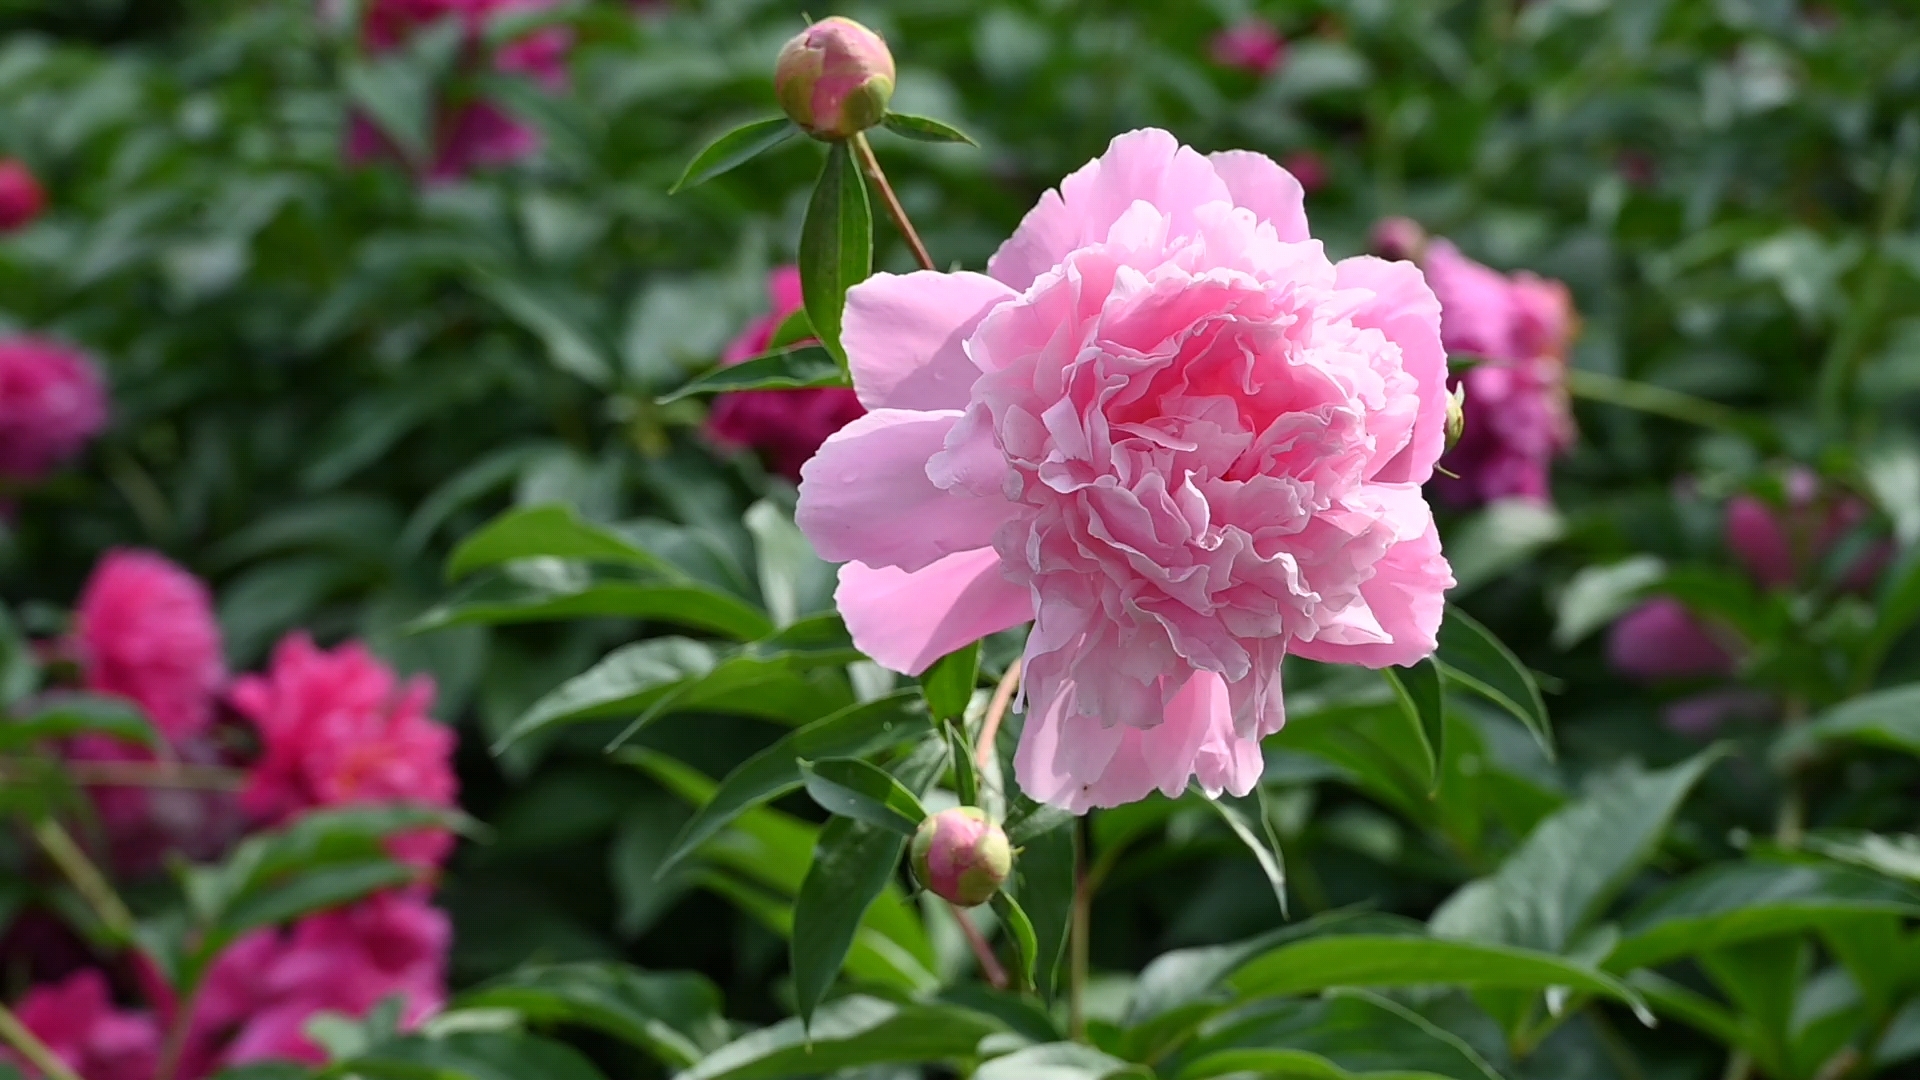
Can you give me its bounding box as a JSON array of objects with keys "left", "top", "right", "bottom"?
[
  {"left": 0, "top": 160, "right": 46, "bottom": 232},
  {"left": 910, "top": 807, "right": 1012, "bottom": 908},
  {"left": 774, "top": 16, "right": 895, "bottom": 141}
]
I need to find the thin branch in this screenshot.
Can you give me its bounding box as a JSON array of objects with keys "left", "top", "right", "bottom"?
[
  {"left": 33, "top": 818, "right": 136, "bottom": 943},
  {"left": 850, "top": 132, "right": 935, "bottom": 272},
  {"left": 0, "top": 1003, "right": 83, "bottom": 1080},
  {"left": 975, "top": 658, "right": 1022, "bottom": 770},
  {"left": 6, "top": 758, "right": 248, "bottom": 791},
  {"left": 1069, "top": 818, "right": 1091, "bottom": 1042},
  {"left": 950, "top": 902, "right": 1008, "bottom": 990}
]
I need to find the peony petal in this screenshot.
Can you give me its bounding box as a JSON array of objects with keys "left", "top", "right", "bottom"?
[
  {"left": 1208, "top": 150, "right": 1310, "bottom": 243},
  {"left": 843, "top": 271, "right": 1016, "bottom": 411},
  {"left": 836, "top": 548, "right": 1033, "bottom": 676},
  {"left": 987, "top": 129, "right": 1230, "bottom": 292},
  {"left": 1290, "top": 519, "right": 1452, "bottom": 669},
  {"left": 1335, "top": 255, "right": 1449, "bottom": 485},
  {"left": 796, "top": 409, "right": 1017, "bottom": 572}
]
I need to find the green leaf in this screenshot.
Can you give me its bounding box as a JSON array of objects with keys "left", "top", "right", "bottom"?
[
  {"left": 1435, "top": 608, "right": 1551, "bottom": 757},
  {"left": 671, "top": 117, "right": 799, "bottom": 193},
  {"left": 678, "top": 996, "right": 1002, "bottom": 1080},
  {"left": 764, "top": 307, "right": 814, "bottom": 351},
  {"left": 341, "top": 57, "right": 433, "bottom": 165},
  {"left": 798, "top": 140, "right": 871, "bottom": 364},
  {"left": 0, "top": 602, "right": 41, "bottom": 708},
  {"left": 467, "top": 268, "right": 614, "bottom": 386},
  {"left": 1228, "top": 936, "right": 1650, "bottom": 1021},
  {"left": 447, "top": 504, "right": 676, "bottom": 581},
  {"left": 922, "top": 643, "right": 980, "bottom": 723},
  {"left": 991, "top": 891, "right": 1039, "bottom": 993},
  {"left": 1178, "top": 991, "right": 1506, "bottom": 1080},
  {"left": 743, "top": 499, "right": 835, "bottom": 629},
  {"left": 1697, "top": 936, "right": 1802, "bottom": 1076},
  {"left": 329, "top": 1031, "right": 607, "bottom": 1080},
  {"left": 1553, "top": 556, "right": 1666, "bottom": 649},
  {"left": 944, "top": 719, "right": 979, "bottom": 807},
  {"left": 1624, "top": 970, "right": 1752, "bottom": 1051},
  {"left": 1607, "top": 859, "right": 1920, "bottom": 970},
  {"left": 410, "top": 569, "right": 773, "bottom": 641},
  {"left": 881, "top": 112, "right": 979, "bottom": 145},
  {"left": 1177, "top": 1048, "right": 1457, "bottom": 1080},
  {"left": 1012, "top": 812, "right": 1076, "bottom": 1000},
  {"left": 976, "top": 1044, "right": 1146, "bottom": 1080},
  {"left": 799, "top": 757, "right": 929, "bottom": 835},
  {"left": 1444, "top": 500, "right": 1565, "bottom": 598},
  {"left": 0, "top": 694, "right": 158, "bottom": 752},
  {"left": 1856, "top": 544, "right": 1920, "bottom": 689},
  {"left": 1207, "top": 790, "right": 1288, "bottom": 917},
  {"left": 1804, "top": 830, "right": 1920, "bottom": 883},
  {"left": 1431, "top": 750, "right": 1720, "bottom": 954},
  {"left": 657, "top": 344, "right": 849, "bottom": 404},
  {"left": 495, "top": 637, "right": 718, "bottom": 749},
  {"left": 793, "top": 818, "right": 916, "bottom": 1025},
  {"left": 1382, "top": 660, "right": 1444, "bottom": 792},
  {"left": 453, "top": 962, "right": 728, "bottom": 1069},
  {"left": 661, "top": 692, "right": 928, "bottom": 875},
  {"left": 1773, "top": 683, "right": 1920, "bottom": 766}
]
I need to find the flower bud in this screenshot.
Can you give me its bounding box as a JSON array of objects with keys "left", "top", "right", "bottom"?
[
  {"left": 910, "top": 807, "right": 1012, "bottom": 908},
  {"left": 774, "top": 17, "right": 895, "bottom": 141},
  {"left": 1370, "top": 216, "right": 1427, "bottom": 262},
  {"left": 0, "top": 160, "right": 46, "bottom": 232},
  {"left": 1444, "top": 383, "right": 1467, "bottom": 451}
]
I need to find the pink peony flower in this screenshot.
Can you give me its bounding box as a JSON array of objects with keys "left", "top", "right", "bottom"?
[
  {"left": 1725, "top": 472, "right": 1887, "bottom": 593},
  {"left": 1607, "top": 597, "right": 1737, "bottom": 681},
  {"left": 795, "top": 130, "right": 1454, "bottom": 811},
  {"left": 233, "top": 633, "right": 457, "bottom": 868},
  {"left": 707, "top": 267, "right": 867, "bottom": 480},
  {"left": 8, "top": 970, "right": 160, "bottom": 1080},
  {"left": 1418, "top": 240, "right": 1577, "bottom": 507},
  {"left": 74, "top": 549, "right": 226, "bottom": 744},
  {"left": 191, "top": 892, "right": 449, "bottom": 1069},
  {"left": 1210, "top": 19, "right": 1286, "bottom": 75},
  {"left": 1662, "top": 687, "right": 1774, "bottom": 738},
  {"left": 0, "top": 337, "right": 108, "bottom": 483},
  {"left": 0, "top": 159, "right": 46, "bottom": 232}
]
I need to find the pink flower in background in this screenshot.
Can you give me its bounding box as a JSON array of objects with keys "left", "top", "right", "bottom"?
[
  {"left": 796, "top": 130, "right": 1453, "bottom": 811},
  {"left": 0, "top": 159, "right": 46, "bottom": 232},
  {"left": 1210, "top": 19, "right": 1285, "bottom": 75},
  {"left": 233, "top": 633, "right": 457, "bottom": 868},
  {"left": 1282, "top": 150, "right": 1327, "bottom": 193},
  {"left": 1413, "top": 239, "right": 1577, "bottom": 506},
  {"left": 0, "top": 337, "right": 108, "bottom": 483},
  {"left": 192, "top": 892, "right": 450, "bottom": 1069},
  {"left": 75, "top": 550, "right": 226, "bottom": 744},
  {"left": 8, "top": 970, "right": 160, "bottom": 1080},
  {"left": 707, "top": 267, "right": 867, "bottom": 480},
  {"left": 1725, "top": 471, "right": 1887, "bottom": 593},
  {"left": 1608, "top": 597, "right": 1737, "bottom": 682}
]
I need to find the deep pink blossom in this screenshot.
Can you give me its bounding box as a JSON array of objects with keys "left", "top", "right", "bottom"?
[
  {"left": 1607, "top": 597, "right": 1737, "bottom": 682},
  {"left": 0, "top": 160, "right": 46, "bottom": 232},
  {"left": 233, "top": 633, "right": 457, "bottom": 867},
  {"left": 1210, "top": 19, "right": 1285, "bottom": 75},
  {"left": 75, "top": 550, "right": 225, "bottom": 743},
  {"left": 192, "top": 892, "right": 449, "bottom": 1069},
  {"left": 8, "top": 970, "right": 160, "bottom": 1080},
  {"left": 1725, "top": 471, "right": 1887, "bottom": 593},
  {"left": 0, "top": 337, "right": 107, "bottom": 483},
  {"left": 707, "top": 267, "right": 867, "bottom": 480},
  {"left": 1418, "top": 240, "right": 1577, "bottom": 506},
  {"left": 795, "top": 130, "right": 1453, "bottom": 811}
]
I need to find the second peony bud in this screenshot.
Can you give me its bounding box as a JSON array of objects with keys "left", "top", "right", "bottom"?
[
  {"left": 910, "top": 807, "right": 1012, "bottom": 908},
  {"left": 775, "top": 16, "right": 895, "bottom": 140}
]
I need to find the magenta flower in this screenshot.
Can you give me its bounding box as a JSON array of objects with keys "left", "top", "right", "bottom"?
[
  {"left": 1607, "top": 597, "right": 1737, "bottom": 682},
  {"left": 1210, "top": 19, "right": 1285, "bottom": 75},
  {"left": 7, "top": 970, "right": 160, "bottom": 1080},
  {"left": 233, "top": 633, "right": 457, "bottom": 868},
  {"left": 74, "top": 550, "right": 225, "bottom": 744},
  {"left": 1725, "top": 471, "right": 1887, "bottom": 593},
  {"left": 795, "top": 130, "right": 1453, "bottom": 811},
  {"left": 707, "top": 267, "right": 867, "bottom": 480},
  {"left": 0, "top": 159, "right": 46, "bottom": 232},
  {"left": 0, "top": 337, "right": 108, "bottom": 484},
  {"left": 1415, "top": 240, "right": 1577, "bottom": 507}
]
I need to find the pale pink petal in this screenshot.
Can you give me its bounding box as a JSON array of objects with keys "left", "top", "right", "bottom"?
[
  {"left": 987, "top": 129, "right": 1231, "bottom": 291},
  {"left": 1335, "top": 255, "right": 1448, "bottom": 485},
  {"left": 843, "top": 271, "right": 1015, "bottom": 411},
  {"left": 796, "top": 409, "right": 1017, "bottom": 572},
  {"left": 1291, "top": 519, "right": 1452, "bottom": 669},
  {"left": 1208, "top": 150, "right": 1310, "bottom": 243},
  {"left": 836, "top": 548, "right": 1032, "bottom": 676}
]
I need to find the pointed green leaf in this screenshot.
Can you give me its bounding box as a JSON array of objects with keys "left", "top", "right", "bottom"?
[
  {"left": 798, "top": 140, "right": 871, "bottom": 363},
  {"left": 1382, "top": 660, "right": 1444, "bottom": 791},
  {"left": 1208, "top": 790, "right": 1288, "bottom": 918},
  {"left": 447, "top": 504, "right": 677, "bottom": 581},
  {"left": 657, "top": 344, "right": 847, "bottom": 404},
  {"left": 944, "top": 720, "right": 979, "bottom": 807},
  {"left": 764, "top": 307, "right": 814, "bottom": 352},
  {"left": 1177, "top": 1048, "right": 1458, "bottom": 1080},
  {"left": 454, "top": 963, "right": 727, "bottom": 1069},
  {"left": 334, "top": 1031, "right": 608, "bottom": 1080},
  {"left": 1012, "top": 812, "right": 1076, "bottom": 1000},
  {"left": 411, "top": 570, "right": 772, "bottom": 640},
  {"left": 1435, "top": 606, "right": 1551, "bottom": 757},
  {"left": 975, "top": 1043, "right": 1146, "bottom": 1080},
  {"left": 1774, "top": 683, "right": 1920, "bottom": 766},
  {"left": 991, "top": 891, "right": 1038, "bottom": 993},
  {"left": 881, "top": 112, "right": 979, "bottom": 145},
  {"left": 679, "top": 996, "right": 1003, "bottom": 1080},
  {"left": 800, "top": 757, "right": 928, "bottom": 835},
  {"left": 671, "top": 117, "right": 799, "bottom": 193},
  {"left": 0, "top": 694, "right": 158, "bottom": 752},
  {"left": 792, "top": 818, "right": 911, "bottom": 1026},
  {"left": 922, "top": 642, "right": 980, "bottom": 723}
]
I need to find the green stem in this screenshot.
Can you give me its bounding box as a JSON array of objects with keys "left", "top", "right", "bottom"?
[
  {"left": 1721, "top": 1050, "right": 1753, "bottom": 1080},
  {"left": 34, "top": 817, "right": 137, "bottom": 943},
  {"left": 1816, "top": 117, "right": 1920, "bottom": 434},
  {"left": 1069, "top": 820, "right": 1090, "bottom": 1042},
  {"left": 1565, "top": 368, "right": 1751, "bottom": 438},
  {"left": 0, "top": 1003, "right": 82, "bottom": 1080},
  {"left": 850, "top": 132, "right": 935, "bottom": 272},
  {"left": 1775, "top": 696, "right": 1809, "bottom": 850}
]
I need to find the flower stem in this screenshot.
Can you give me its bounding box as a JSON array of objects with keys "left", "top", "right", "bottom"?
[
  {"left": 154, "top": 985, "right": 202, "bottom": 1080},
  {"left": 1069, "top": 818, "right": 1091, "bottom": 1041},
  {"left": 950, "top": 902, "right": 1008, "bottom": 990},
  {"left": 0, "top": 1003, "right": 82, "bottom": 1080},
  {"left": 33, "top": 817, "right": 137, "bottom": 943},
  {"left": 851, "top": 132, "right": 935, "bottom": 272},
  {"left": 25, "top": 758, "right": 246, "bottom": 791},
  {"left": 974, "top": 658, "right": 1022, "bottom": 769}
]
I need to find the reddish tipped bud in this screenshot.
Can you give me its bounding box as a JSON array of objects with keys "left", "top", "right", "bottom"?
[
  {"left": 0, "top": 160, "right": 46, "bottom": 232},
  {"left": 1371, "top": 216, "right": 1427, "bottom": 262},
  {"left": 910, "top": 806, "right": 1012, "bottom": 908},
  {"left": 775, "top": 17, "right": 895, "bottom": 141}
]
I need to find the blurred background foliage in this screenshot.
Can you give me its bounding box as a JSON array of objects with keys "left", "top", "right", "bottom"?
[{"left": 3, "top": 0, "right": 1920, "bottom": 1077}]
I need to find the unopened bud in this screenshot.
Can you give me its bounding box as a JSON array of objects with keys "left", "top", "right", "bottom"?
[
  {"left": 910, "top": 806, "right": 1011, "bottom": 908},
  {"left": 0, "top": 160, "right": 45, "bottom": 232},
  {"left": 1371, "top": 216, "right": 1427, "bottom": 262},
  {"left": 774, "top": 17, "right": 895, "bottom": 141},
  {"left": 1445, "top": 383, "right": 1467, "bottom": 450}
]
